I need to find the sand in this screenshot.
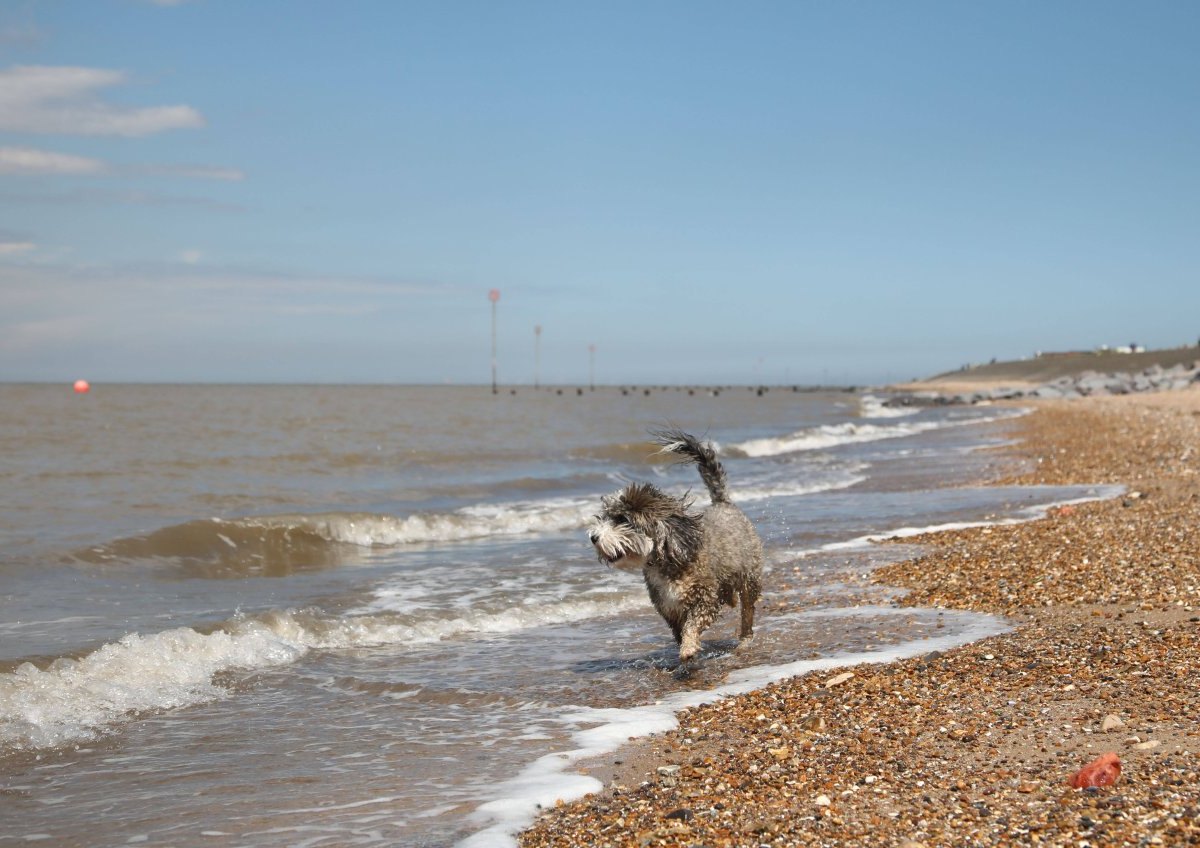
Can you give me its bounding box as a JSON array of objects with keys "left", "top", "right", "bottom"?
[{"left": 519, "top": 388, "right": 1200, "bottom": 847}]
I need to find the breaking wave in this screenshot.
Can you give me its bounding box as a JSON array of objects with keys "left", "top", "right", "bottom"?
[
  {"left": 0, "top": 594, "right": 646, "bottom": 753},
  {"left": 71, "top": 500, "right": 599, "bottom": 573},
  {"left": 71, "top": 474, "right": 867, "bottom": 573},
  {"left": 858, "top": 394, "right": 921, "bottom": 419},
  {"left": 728, "top": 410, "right": 1025, "bottom": 458}
]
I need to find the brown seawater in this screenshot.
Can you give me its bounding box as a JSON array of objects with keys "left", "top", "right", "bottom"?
[{"left": 0, "top": 384, "right": 1116, "bottom": 846}]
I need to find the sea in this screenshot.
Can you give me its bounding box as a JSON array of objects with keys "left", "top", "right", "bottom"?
[{"left": 0, "top": 384, "right": 1119, "bottom": 847}]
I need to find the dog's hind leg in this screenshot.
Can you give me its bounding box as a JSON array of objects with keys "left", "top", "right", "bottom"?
[{"left": 737, "top": 580, "right": 760, "bottom": 640}]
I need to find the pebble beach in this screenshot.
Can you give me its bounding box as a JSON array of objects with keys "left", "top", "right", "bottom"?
[{"left": 519, "top": 390, "right": 1200, "bottom": 847}]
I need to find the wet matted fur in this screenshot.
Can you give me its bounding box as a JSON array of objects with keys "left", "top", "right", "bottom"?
[{"left": 588, "top": 429, "right": 763, "bottom": 664}]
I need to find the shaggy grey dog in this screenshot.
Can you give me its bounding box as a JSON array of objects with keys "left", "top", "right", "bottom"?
[{"left": 588, "top": 429, "right": 763, "bottom": 664}]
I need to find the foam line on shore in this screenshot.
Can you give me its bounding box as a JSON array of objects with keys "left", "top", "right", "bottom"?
[
  {"left": 729, "top": 408, "right": 1028, "bottom": 458},
  {"left": 815, "top": 484, "right": 1125, "bottom": 554},
  {"left": 457, "top": 608, "right": 1008, "bottom": 848}
]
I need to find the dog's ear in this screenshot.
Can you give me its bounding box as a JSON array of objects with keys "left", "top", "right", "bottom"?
[{"left": 653, "top": 512, "right": 702, "bottom": 573}]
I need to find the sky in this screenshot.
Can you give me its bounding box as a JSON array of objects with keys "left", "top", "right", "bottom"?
[{"left": 1, "top": 1, "right": 1198, "bottom": 386}]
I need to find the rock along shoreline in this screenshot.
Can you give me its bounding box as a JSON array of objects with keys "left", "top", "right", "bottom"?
[{"left": 885, "top": 360, "right": 1200, "bottom": 408}]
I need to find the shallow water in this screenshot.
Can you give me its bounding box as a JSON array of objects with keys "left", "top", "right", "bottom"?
[{"left": 0, "top": 385, "right": 1116, "bottom": 846}]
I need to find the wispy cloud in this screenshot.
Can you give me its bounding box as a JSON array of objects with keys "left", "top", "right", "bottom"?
[
  {"left": 0, "top": 65, "right": 204, "bottom": 136},
  {"left": 0, "top": 187, "right": 246, "bottom": 212},
  {"left": 0, "top": 228, "right": 35, "bottom": 257},
  {"left": 1, "top": 315, "right": 92, "bottom": 352},
  {"left": 0, "top": 240, "right": 35, "bottom": 256},
  {"left": 0, "top": 260, "right": 477, "bottom": 379},
  {"left": 134, "top": 163, "right": 246, "bottom": 181},
  {"left": 0, "top": 145, "right": 107, "bottom": 175},
  {"left": 0, "top": 144, "right": 244, "bottom": 184},
  {"left": 0, "top": 260, "right": 459, "bottom": 321}
]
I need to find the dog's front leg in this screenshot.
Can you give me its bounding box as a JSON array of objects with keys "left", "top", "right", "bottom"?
[
  {"left": 677, "top": 603, "right": 718, "bottom": 664},
  {"left": 678, "top": 622, "right": 703, "bottom": 664}
]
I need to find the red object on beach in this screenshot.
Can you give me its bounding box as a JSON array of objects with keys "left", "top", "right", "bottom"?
[
  {"left": 73, "top": 379, "right": 90, "bottom": 394},
  {"left": 488, "top": 288, "right": 500, "bottom": 303},
  {"left": 1068, "top": 753, "right": 1121, "bottom": 788}
]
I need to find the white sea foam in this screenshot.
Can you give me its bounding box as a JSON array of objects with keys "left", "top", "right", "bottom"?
[
  {"left": 0, "top": 594, "right": 649, "bottom": 752},
  {"left": 458, "top": 607, "right": 1008, "bottom": 848},
  {"left": 213, "top": 473, "right": 862, "bottom": 553},
  {"left": 731, "top": 410, "right": 1025, "bottom": 458},
  {"left": 734, "top": 420, "right": 943, "bottom": 456},
  {"left": 730, "top": 467, "right": 867, "bottom": 502},
  {"left": 0, "top": 620, "right": 304, "bottom": 750},
  {"left": 249, "top": 498, "right": 598, "bottom": 548},
  {"left": 816, "top": 485, "right": 1125, "bottom": 554},
  {"left": 859, "top": 394, "right": 921, "bottom": 419},
  {"left": 351, "top": 594, "right": 648, "bottom": 638},
  {"left": 335, "top": 476, "right": 864, "bottom": 542}
]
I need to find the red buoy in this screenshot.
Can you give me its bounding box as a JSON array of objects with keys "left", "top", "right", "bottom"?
[{"left": 73, "top": 379, "right": 90, "bottom": 394}]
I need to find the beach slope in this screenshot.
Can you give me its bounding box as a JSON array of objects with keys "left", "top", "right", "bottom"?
[{"left": 520, "top": 390, "right": 1200, "bottom": 847}]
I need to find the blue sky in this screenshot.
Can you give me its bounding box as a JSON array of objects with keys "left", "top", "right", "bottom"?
[{"left": 1, "top": 1, "right": 1197, "bottom": 385}]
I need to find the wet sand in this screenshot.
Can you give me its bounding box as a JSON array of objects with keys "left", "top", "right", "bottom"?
[{"left": 519, "top": 389, "right": 1200, "bottom": 847}]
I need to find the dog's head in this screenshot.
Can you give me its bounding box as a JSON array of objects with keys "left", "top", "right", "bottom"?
[{"left": 588, "top": 482, "right": 701, "bottom": 572}]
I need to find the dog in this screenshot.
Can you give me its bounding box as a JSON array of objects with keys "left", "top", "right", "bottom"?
[{"left": 588, "top": 428, "right": 763, "bottom": 665}]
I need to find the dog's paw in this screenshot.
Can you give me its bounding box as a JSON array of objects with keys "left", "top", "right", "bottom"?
[{"left": 672, "top": 664, "right": 695, "bottom": 681}]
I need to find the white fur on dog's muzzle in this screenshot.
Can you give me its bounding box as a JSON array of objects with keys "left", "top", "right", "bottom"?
[{"left": 588, "top": 518, "right": 653, "bottom": 571}]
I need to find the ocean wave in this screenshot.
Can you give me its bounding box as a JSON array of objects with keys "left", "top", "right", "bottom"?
[
  {"left": 0, "top": 617, "right": 303, "bottom": 752},
  {"left": 72, "top": 470, "right": 864, "bottom": 572},
  {"left": 730, "top": 421, "right": 944, "bottom": 456},
  {"left": 858, "top": 394, "right": 921, "bottom": 419},
  {"left": 71, "top": 499, "right": 600, "bottom": 572},
  {"left": 0, "top": 595, "right": 646, "bottom": 753},
  {"left": 732, "top": 468, "right": 867, "bottom": 502},
  {"left": 728, "top": 410, "right": 1024, "bottom": 458}
]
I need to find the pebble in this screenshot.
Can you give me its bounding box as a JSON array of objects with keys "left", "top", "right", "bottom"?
[
  {"left": 802, "top": 714, "right": 827, "bottom": 732},
  {"left": 823, "top": 671, "right": 855, "bottom": 688}
]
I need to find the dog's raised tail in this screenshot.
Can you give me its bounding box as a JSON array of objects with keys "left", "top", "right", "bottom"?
[{"left": 651, "top": 428, "right": 730, "bottom": 504}]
